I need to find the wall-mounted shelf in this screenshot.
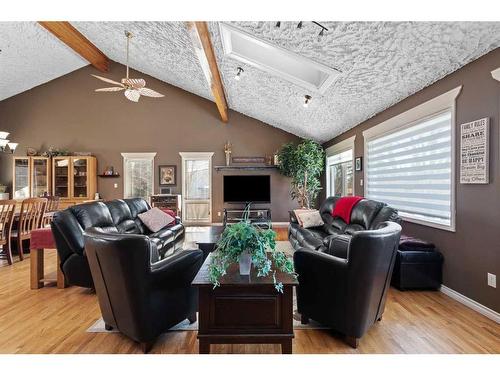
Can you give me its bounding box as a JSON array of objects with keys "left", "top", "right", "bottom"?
[
  {"left": 214, "top": 165, "right": 278, "bottom": 171},
  {"left": 98, "top": 174, "right": 120, "bottom": 178}
]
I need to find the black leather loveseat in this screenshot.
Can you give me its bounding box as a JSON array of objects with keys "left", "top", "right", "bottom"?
[
  {"left": 51, "top": 198, "right": 185, "bottom": 288},
  {"left": 289, "top": 196, "right": 401, "bottom": 257}
]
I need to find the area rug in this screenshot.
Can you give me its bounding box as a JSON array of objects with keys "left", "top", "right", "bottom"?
[{"left": 87, "top": 241, "right": 328, "bottom": 333}]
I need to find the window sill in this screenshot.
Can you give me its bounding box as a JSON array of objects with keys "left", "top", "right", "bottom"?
[{"left": 401, "top": 215, "right": 455, "bottom": 233}]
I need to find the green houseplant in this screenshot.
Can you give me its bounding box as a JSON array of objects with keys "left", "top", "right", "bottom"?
[
  {"left": 208, "top": 209, "right": 296, "bottom": 293},
  {"left": 277, "top": 139, "right": 325, "bottom": 209}
]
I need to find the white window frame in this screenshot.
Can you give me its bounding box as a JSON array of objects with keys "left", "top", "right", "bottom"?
[
  {"left": 179, "top": 152, "right": 214, "bottom": 224},
  {"left": 121, "top": 152, "right": 156, "bottom": 199},
  {"left": 325, "top": 135, "right": 356, "bottom": 197},
  {"left": 362, "top": 86, "right": 462, "bottom": 232}
]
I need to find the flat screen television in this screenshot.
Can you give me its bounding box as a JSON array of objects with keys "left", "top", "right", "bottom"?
[{"left": 223, "top": 175, "right": 271, "bottom": 203}]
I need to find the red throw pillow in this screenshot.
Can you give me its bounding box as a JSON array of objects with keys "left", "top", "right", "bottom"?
[
  {"left": 332, "top": 196, "right": 363, "bottom": 224},
  {"left": 159, "top": 208, "right": 176, "bottom": 218}
]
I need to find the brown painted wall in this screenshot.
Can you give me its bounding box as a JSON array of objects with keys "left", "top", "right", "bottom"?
[
  {"left": 0, "top": 62, "right": 300, "bottom": 222},
  {"left": 323, "top": 48, "right": 500, "bottom": 313}
]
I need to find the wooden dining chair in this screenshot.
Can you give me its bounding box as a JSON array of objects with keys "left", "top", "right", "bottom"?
[
  {"left": 41, "top": 195, "right": 60, "bottom": 228},
  {"left": 11, "top": 198, "right": 47, "bottom": 261},
  {"left": 0, "top": 200, "right": 16, "bottom": 265}
]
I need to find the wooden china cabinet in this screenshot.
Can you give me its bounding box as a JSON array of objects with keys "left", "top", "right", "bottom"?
[
  {"left": 52, "top": 156, "right": 97, "bottom": 209},
  {"left": 12, "top": 157, "right": 51, "bottom": 199}
]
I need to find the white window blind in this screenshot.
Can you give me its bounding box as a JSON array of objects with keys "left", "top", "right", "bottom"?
[{"left": 366, "top": 110, "right": 452, "bottom": 228}]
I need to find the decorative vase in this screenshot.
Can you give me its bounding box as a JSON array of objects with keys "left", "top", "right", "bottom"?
[{"left": 239, "top": 250, "right": 252, "bottom": 275}]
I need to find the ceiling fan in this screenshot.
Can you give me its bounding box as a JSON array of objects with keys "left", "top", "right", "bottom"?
[{"left": 92, "top": 31, "right": 164, "bottom": 102}]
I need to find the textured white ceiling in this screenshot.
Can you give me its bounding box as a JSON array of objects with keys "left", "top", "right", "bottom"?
[
  {"left": 0, "top": 22, "right": 88, "bottom": 102},
  {"left": 1, "top": 22, "right": 500, "bottom": 142},
  {"left": 72, "top": 22, "right": 213, "bottom": 102},
  {"left": 211, "top": 22, "right": 500, "bottom": 141}
]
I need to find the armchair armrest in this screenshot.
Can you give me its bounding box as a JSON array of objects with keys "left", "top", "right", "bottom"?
[
  {"left": 293, "top": 248, "right": 348, "bottom": 289},
  {"left": 175, "top": 216, "right": 182, "bottom": 225},
  {"left": 149, "top": 249, "right": 203, "bottom": 288}
]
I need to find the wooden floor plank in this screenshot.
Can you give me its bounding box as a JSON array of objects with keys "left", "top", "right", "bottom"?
[{"left": 1, "top": 235, "right": 499, "bottom": 354}]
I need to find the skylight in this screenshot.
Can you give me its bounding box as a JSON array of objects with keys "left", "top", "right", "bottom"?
[{"left": 219, "top": 23, "right": 341, "bottom": 94}]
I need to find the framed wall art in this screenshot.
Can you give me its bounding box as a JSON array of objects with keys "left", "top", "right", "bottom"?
[{"left": 159, "top": 165, "right": 177, "bottom": 186}]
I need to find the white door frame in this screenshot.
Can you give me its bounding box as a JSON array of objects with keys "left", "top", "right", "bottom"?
[{"left": 179, "top": 152, "right": 214, "bottom": 224}]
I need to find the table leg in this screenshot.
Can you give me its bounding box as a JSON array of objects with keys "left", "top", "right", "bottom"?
[
  {"left": 30, "top": 248, "right": 44, "bottom": 289},
  {"left": 281, "top": 339, "right": 292, "bottom": 354},
  {"left": 199, "top": 339, "right": 210, "bottom": 354},
  {"left": 56, "top": 252, "right": 67, "bottom": 289}
]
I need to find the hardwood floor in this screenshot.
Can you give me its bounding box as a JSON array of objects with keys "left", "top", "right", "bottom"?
[{"left": 0, "top": 231, "right": 499, "bottom": 354}]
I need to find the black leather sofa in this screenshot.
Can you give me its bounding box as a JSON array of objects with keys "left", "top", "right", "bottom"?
[
  {"left": 289, "top": 196, "right": 401, "bottom": 257},
  {"left": 51, "top": 198, "right": 185, "bottom": 288},
  {"left": 84, "top": 228, "right": 203, "bottom": 353},
  {"left": 294, "top": 221, "right": 402, "bottom": 348}
]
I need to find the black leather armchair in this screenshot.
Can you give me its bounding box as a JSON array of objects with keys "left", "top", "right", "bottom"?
[
  {"left": 294, "top": 221, "right": 402, "bottom": 348},
  {"left": 84, "top": 228, "right": 203, "bottom": 353}
]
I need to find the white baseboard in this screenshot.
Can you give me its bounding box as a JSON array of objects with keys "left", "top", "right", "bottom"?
[{"left": 440, "top": 285, "right": 500, "bottom": 324}]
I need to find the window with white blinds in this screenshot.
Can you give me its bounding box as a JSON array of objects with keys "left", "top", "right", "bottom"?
[{"left": 366, "top": 110, "right": 453, "bottom": 228}]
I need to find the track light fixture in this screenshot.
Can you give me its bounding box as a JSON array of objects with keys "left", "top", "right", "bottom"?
[
  {"left": 275, "top": 21, "right": 281, "bottom": 28},
  {"left": 303, "top": 95, "right": 312, "bottom": 108},
  {"left": 297, "top": 21, "right": 303, "bottom": 29},
  {"left": 234, "top": 67, "right": 244, "bottom": 81},
  {"left": 312, "top": 21, "right": 328, "bottom": 37}
]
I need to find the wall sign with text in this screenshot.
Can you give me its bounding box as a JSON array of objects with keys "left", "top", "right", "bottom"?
[{"left": 460, "top": 117, "right": 489, "bottom": 184}]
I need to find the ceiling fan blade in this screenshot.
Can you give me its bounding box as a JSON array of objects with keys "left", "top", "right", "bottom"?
[
  {"left": 122, "top": 78, "right": 146, "bottom": 89},
  {"left": 138, "top": 87, "right": 165, "bottom": 98},
  {"left": 91, "top": 74, "right": 123, "bottom": 86},
  {"left": 124, "top": 89, "right": 140, "bottom": 102},
  {"left": 95, "top": 87, "right": 125, "bottom": 92}
]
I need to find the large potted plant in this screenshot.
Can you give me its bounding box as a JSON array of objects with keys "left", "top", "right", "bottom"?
[
  {"left": 277, "top": 139, "right": 325, "bottom": 209},
  {"left": 208, "top": 209, "right": 296, "bottom": 293}
]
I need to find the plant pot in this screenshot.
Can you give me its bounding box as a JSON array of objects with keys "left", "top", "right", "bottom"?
[{"left": 239, "top": 250, "right": 252, "bottom": 275}]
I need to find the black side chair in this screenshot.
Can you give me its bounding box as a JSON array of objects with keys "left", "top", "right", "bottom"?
[
  {"left": 293, "top": 221, "right": 402, "bottom": 348},
  {"left": 84, "top": 228, "right": 203, "bottom": 353}
]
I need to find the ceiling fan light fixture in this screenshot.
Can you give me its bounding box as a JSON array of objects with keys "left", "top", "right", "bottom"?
[
  {"left": 0, "top": 131, "right": 9, "bottom": 139},
  {"left": 91, "top": 30, "right": 164, "bottom": 102},
  {"left": 235, "top": 67, "right": 244, "bottom": 81},
  {"left": 303, "top": 95, "right": 312, "bottom": 108}
]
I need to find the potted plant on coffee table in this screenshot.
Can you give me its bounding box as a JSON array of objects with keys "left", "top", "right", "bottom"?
[{"left": 208, "top": 209, "right": 296, "bottom": 293}]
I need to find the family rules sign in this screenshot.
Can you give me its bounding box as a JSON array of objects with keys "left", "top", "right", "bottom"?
[{"left": 460, "top": 117, "right": 489, "bottom": 184}]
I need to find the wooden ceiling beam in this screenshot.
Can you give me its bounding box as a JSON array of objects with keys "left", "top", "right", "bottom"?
[
  {"left": 186, "top": 21, "right": 228, "bottom": 123},
  {"left": 38, "top": 21, "right": 109, "bottom": 72}
]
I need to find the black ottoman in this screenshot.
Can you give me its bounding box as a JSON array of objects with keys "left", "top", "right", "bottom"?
[{"left": 392, "top": 249, "right": 443, "bottom": 290}]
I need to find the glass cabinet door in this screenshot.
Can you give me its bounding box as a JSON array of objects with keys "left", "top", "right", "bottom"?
[
  {"left": 53, "top": 158, "right": 70, "bottom": 198},
  {"left": 72, "top": 158, "right": 88, "bottom": 198},
  {"left": 13, "top": 158, "right": 30, "bottom": 199},
  {"left": 31, "top": 158, "right": 49, "bottom": 197}
]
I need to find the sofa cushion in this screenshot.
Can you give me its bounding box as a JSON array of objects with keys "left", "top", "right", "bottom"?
[
  {"left": 125, "top": 198, "right": 151, "bottom": 234},
  {"left": 105, "top": 199, "right": 142, "bottom": 234},
  {"left": 370, "top": 205, "right": 401, "bottom": 229},
  {"left": 138, "top": 208, "right": 175, "bottom": 233},
  {"left": 70, "top": 201, "right": 114, "bottom": 229},
  {"left": 324, "top": 233, "right": 352, "bottom": 258},
  {"left": 350, "top": 199, "right": 385, "bottom": 229}
]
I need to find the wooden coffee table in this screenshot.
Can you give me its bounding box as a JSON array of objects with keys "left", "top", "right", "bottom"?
[{"left": 192, "top": 253, "right": 298, "bottom": 354}]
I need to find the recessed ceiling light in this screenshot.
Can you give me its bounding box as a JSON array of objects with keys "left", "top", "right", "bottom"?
[
  {"left": 234, "top": 67, "right": 244, "bottom": 81},
  {"left": 303, "top": 95, "right": 312, "bottom": 108}
]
